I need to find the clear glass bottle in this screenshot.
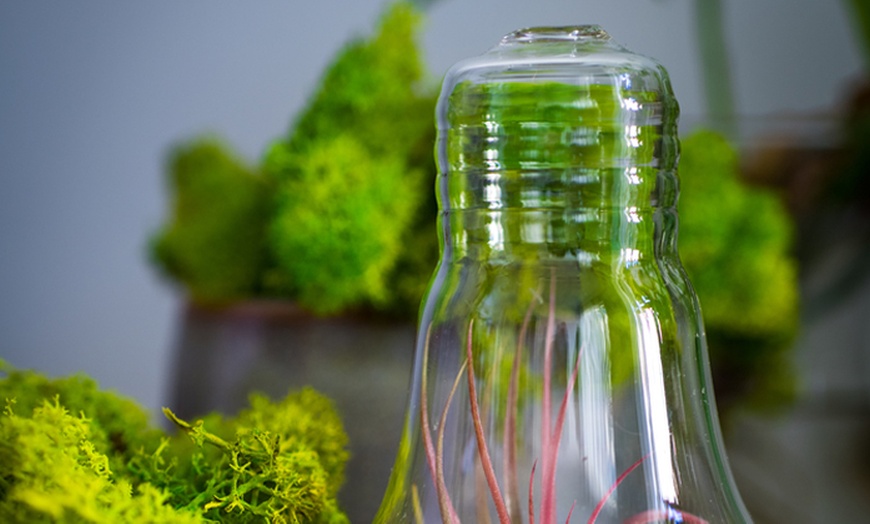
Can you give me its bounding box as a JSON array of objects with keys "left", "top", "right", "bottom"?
[{"left": 376, "top": 26, "right": 752, "bottom": 524}]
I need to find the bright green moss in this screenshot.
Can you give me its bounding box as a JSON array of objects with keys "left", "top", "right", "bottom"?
[
  {"left": 0, "top": 365, "right": 350, "bottom": 524},
  {"left": 162, "top": 399, "right": 348, "bottom": 524},
  {"left": 0, "top": 363, "right": 162, "bottom": 475},
  {"left": 0, "top": 399, "right": 204, "bottom": 524},
  {"left": 265, "top": 134, "right": 421, "bottom": 314},
  {"left": 236, "top": 389, "right": 350, "bottom": 497},
  {"left": 151, "top": 139, "right": 270, "bottom": 305},
  {"left": 263, "top": 2, "right": 437, "bottom": 315},
  {"left": 151, "top": 2, "right": 438, "bottom": 315},
  {"left": 282, "top": 1, "right": 432, "bottom": 159},
  {"left": 678, "top": 129, "right": 800, "bottom": 411}
]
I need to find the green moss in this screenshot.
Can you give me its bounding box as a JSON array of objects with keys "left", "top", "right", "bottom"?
[
  {"left": 283, "top": 2, "right": 431, "bottom": 159},
  {"left": 0, "top": 399, "right": 204, "bottom": 523},
  {"left": 236, "top": 389, "right": 350, "bottom": 497},
  {"left": 0, "top": 362, "right": 162, "bottom": 475},
  {"left": 151, "top": 139, "right": 270, "bottom": 305},
  {"left": 263, "top": 2, "right": 437, "bottom": 314},
  {"left": 266, "top": 134, "right": 421, "bottom": 314},
  {"left": 678, "top": 129, "right": 800, "bottom": 411},
  {"left": 0, "top": 364, "right": 350, "bottom": 523},
  {"left": 161, "top": 394, "right": 349, "bottom": 524},
  {"left": 151, "top": 2, "right": 438, "bottom": 316}
]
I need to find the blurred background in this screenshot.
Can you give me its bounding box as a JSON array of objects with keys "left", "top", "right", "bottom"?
[{"left": 1, "top": 0, "right": 868, "bottom": 522}]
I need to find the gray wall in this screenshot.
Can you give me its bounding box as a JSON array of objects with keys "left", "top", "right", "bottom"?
[{"left": 0, "top": 0, "right": 862, "bottom": 413}]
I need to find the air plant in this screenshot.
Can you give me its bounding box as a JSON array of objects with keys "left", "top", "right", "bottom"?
[{"left": 415, "top": 276, "right": 710, "bottom": 524}]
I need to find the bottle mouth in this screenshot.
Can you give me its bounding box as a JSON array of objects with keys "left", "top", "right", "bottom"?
[{"left": 500, "top": 25, "right": 611, "bottom": 45}]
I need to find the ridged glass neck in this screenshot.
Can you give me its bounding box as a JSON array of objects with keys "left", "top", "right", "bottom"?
[{"left": 436, "top": 41, "right": 680, "bottom": 261}]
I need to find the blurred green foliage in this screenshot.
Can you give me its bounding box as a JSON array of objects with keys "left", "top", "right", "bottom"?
[
  {"left": 151, "top": 1, "right": 437, "bottom": 316},
  {"left": 151, "top": 140, "right": 269, "bottom": 305},
  {"left": 679, "top": 130, "right": 799, "bottom": 413},
  {"left": 1, "top": 399, "right": 205, "bottom": 524},
  {"left": 278, "top": 1, "right": 432, "bottom": 158},
  {"left": 265, "top": 136, "right": 418, "bottom": 314},
  {"left": 0, "top": 361, "right": 162, "bottom": 479},
  {"left": 264, "top": 1, "right": 436, "bottom": 314},
  {"left": 0, "top": 363, "right": 349, "bottom": 523},
  {"left": 845, "top": 0, "right": 870, "bottom": 69}
]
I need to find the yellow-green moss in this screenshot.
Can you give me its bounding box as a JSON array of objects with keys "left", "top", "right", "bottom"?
[{"left": 0, "top": 364, "right": 350, "bottom": 524}]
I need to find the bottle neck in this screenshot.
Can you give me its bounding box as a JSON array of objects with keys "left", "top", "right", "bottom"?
[
  {"left": 439, "top": 195, "right": 678, "bottom": 265},
  {"left": 437, "top": 81, "right": 679, "bottom": 264}
]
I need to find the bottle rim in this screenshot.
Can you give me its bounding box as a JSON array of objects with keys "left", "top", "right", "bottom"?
[{"left": 500, "top": 25, "right": 611, "bottom": 45}]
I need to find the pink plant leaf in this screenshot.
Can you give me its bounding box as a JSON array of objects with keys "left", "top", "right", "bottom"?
[
  {"left": 437, "top": 360, "right": 467, "bottom": 524},
  {"left": 504, "top": 296, "right": 539, "bottom": 522},
  {"left": 466, "top": 320, "right": 513, "bottom": 524},
  {"left": 420, "top": 329, "right": 438, "bottom": 478},
  {"left": 437, "top": 360, "right": 467, "bottom": 463},
  {"left": 552, "top": 353, "right": 580, "bottom": 450},
  {"left": 475, "top": 453, "right": 495, "bottom": 524},
  {"left": 420, "top": 327, "right": 461, "bottom": 524},
  {"left": 541, "top": 273, "right": 558, "bottom": 524},
  {"left": 540, "top": 348, "right": 582, "bottom": 523},
  {"left": 586, "top": 454, "right": 648, "bottom": 524},
  {"left": 551, "top": 350, "right": 581, "bottom": 452},
  {"left": 565, "top": 501, "right": 577, "bottom": 524},
  {"left": 528, "top": 460, "right": 538, "bottom": 524}
]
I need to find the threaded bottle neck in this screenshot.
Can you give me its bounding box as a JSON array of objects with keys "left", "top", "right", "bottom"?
[{"left": 437, "top": 79, "right": 679, "bottom": 260}]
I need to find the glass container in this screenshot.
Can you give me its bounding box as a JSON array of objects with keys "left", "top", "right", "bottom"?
[{"left": 376, "top": 26, "right": 752, "bottom": 524}]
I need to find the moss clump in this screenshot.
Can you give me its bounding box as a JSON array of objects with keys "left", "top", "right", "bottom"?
[
  {"left": 278, "top": 1, "right": 432, "bottom": 159},
  {"left": 150, "top": 2, "right": 438, "bottom": 316},
  {"left": 678, "top": 129, "right": 800, "bottom": 412},
  {"left": 152, "top": 392, "right": 348, "bottom": 524},
  {"left": 0, "top": 364, "right": 350, "bottom": 523},
  {"left": 0, "top": 361, "right": 160, "bottom": 476},
  {"left": 0, "top": 398, "right": 204, "bottom": 524},
  {"left": 265, "top": 134, "right": 420, "bottom": 314},
  {"left": 151, "top": 139, "right": 270, "bottom": 305},
  {"left": 263, "top": 2, "right": 436, "bottom": 315}
]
